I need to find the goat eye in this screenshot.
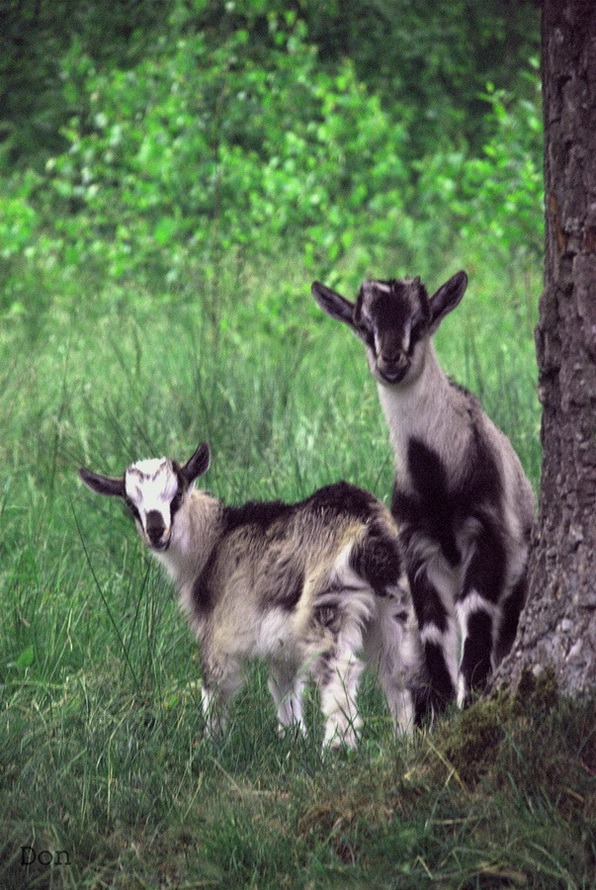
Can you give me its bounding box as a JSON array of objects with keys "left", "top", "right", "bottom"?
[
  {"left": 410, "top": 318, "right": 427, "bottom": 343},
  {"left": 125, "top": 498, "right": 141, "bottom": 522},
  {"left": 170, "top": 491, "right": 183, "bottom": 517},
  {"left": 357, "top": 319, "right": 375, "bottom": 347}
]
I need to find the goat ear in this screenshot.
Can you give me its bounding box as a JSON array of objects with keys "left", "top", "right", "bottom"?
[
  {"left": 429, "top": 271, "right": 468, "bottom": 333},
  {"left": 311, "top": 281, "right": 357, "bottom": 331},
  {"left": 182, "top": 442, "right": 210, "bottom": 485},
  {"left": 78, "top": 468, "right": 125, "bottom": 498}
]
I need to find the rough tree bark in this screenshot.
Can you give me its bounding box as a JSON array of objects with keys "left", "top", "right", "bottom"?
[{"left": 492, "top": 0, "right": 596, "bottom": 696}]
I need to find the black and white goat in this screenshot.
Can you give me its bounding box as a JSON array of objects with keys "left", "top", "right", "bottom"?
[
  {"left": 79, "top": 442, "right": 423, "bottom": 748},
  {"left": 312, "top": 271, "right": 534, "bottom": 711}
]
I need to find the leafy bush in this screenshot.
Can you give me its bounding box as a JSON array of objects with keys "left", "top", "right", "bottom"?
[
  {"left": 35, "top": 15, "right": 411, "bottom": 289},
  {"left": 414, "top": 70, "right": 544, "bottom": 264},
  {"left": 0, "top": 8, "right": 543, "bottom": 332}
]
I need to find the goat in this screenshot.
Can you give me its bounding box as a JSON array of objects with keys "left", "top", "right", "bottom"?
[
  {"left": 312, "top": 271, "right": 534, "bottom": 711},
  {"left": 79, "top": 442, "right": 423, "bottom": 748}
]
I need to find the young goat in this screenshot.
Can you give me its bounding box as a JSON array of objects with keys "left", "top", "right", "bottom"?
[
  {"left": 312, "top": 271, "right": 534, "bottom": 711},
  {"left": 79, "top": 442, "right": 423, "bottom": 748}
]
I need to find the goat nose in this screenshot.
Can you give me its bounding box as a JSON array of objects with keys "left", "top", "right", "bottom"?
[
  {"left": 145, "top": 510, "right": 166, "bottom": 545},
  {"left": 381, "top": 351, "right": 407, "bottom": 369},
  {"left": 378, "top": 351, "right": 409, "bottom": 384}
]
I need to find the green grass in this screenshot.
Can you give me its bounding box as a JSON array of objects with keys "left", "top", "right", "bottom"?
[{"left": 1, "top": 252, "right": 592, "bottom": 889}]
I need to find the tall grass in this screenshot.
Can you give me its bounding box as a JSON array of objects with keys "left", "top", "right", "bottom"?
[{"left": 1, "top": 253, "right": 592, "bottom": 889}]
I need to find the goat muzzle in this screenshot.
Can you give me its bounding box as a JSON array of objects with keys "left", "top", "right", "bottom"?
[
  {"left": 377, "top": 354, "right": 409, "bottom": 384},
  {"left": 145, "top": 510, "right": 170, "bottom": 550}
]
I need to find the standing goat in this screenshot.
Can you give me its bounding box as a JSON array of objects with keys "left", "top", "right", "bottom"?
[
  {"left": 312, "top": 271, "right": 534, "bottom": 711},
  {"left": 79, "top": 442, "right": 423, "bottom": 748}
]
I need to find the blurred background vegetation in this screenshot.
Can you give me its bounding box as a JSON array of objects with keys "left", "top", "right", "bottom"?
[{"left": 1, "top": 0, "right": 542, "bottom": 322}]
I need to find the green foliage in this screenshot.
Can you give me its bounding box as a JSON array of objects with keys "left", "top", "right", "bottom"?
[
  {"left": 0, "top": 0, "right": 544, "bottom": 342},
  {"left": 0, "top": 0, "right": 174, "bottom": 168},
  {"left": 1, "top": 0, "right": 539, "bottom": 171},
  {"left": 415, "top": 71, "right": 544, "bottom": 264},
  {"left": 184, "top": 0, "right": 540, "bottom": 157},
  {"left": 0, "top": 192, "right": 38, "bottom": 259},
  {"left": 33, "top": 17, "right": 411, "bottom": 289},
  {"left": 0, "top": 15, "right": 543, "bottom": 333}
]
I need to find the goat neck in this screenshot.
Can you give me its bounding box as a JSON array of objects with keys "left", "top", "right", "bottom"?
[
  {"left": 376, "top": 342, "right": 470, "bottom": 479},
  {"left": 152, "top": 489, "right": 222, "bottom": 592}
]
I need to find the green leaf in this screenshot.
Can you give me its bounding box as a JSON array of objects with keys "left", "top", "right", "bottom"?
[{"left": 16, "top": 645, "right": 35, "bottom": 669}]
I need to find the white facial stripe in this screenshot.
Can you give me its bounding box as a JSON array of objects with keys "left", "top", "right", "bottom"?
[
  {"left": 403, "top": 319, "right": 412, "bottom": 353},
  {"left": 125, "top": 458, "right": 179, "bottom": 526},
  {"left": 372, "top": 281, "right": 392, "bottom": 293},
  {"left": 374, "top": 330, "right": 383, "bottom": 356},
  {"left": 360, "top": 305, "right": 374, "bottom": 329}
]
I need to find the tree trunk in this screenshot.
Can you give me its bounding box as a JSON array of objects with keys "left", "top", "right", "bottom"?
[{"left": 492, "top": 0, "right": 596, "bottom": 696}]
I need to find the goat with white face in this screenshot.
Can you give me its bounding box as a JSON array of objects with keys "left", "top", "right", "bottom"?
[
  {"left": 79, "top": 442, "right": 423, "bottom": 748},
  {"left": 312, "top": 272, "right": 534, "bottom": 712}
]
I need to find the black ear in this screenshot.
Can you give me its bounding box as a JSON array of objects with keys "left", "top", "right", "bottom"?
[
  {"left": 78, "top": 467, "right": 125, "bottom": 498},
  {"left": 311, "top": 281, "right": 357, "bottom": 331},
  {"left": 181, "top": 442, "right": 211, "bottom": 485},
  {"left": 429, "top": 271, "right": 468, "bottom": 333}
]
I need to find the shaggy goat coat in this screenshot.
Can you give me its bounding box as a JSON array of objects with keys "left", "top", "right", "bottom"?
[
  {"left": 80, "top": 443, "right": 423, "bottom": 747},
  {"left": 312, "top": 271, "right": 534, "bottom": 711}
]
